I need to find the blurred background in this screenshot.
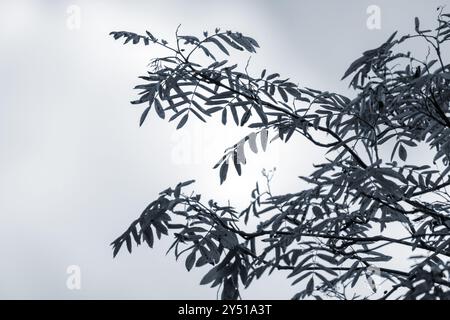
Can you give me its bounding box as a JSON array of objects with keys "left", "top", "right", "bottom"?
[{"left": 0, "top": 0, "right": 445, "bottom": 299}]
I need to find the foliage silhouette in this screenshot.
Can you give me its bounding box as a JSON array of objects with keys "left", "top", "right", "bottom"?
[{"left": 110, "top": 9, "right": 450, "bottom": 299}]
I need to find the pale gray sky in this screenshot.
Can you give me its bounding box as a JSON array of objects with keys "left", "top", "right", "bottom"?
[{"left": 0, "top": 0, "right": 445, "bottom": 299}]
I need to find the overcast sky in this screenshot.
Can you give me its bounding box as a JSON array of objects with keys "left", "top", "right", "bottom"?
[{"left": 0, "top": 0, "right": 446, "bottom": 299}]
